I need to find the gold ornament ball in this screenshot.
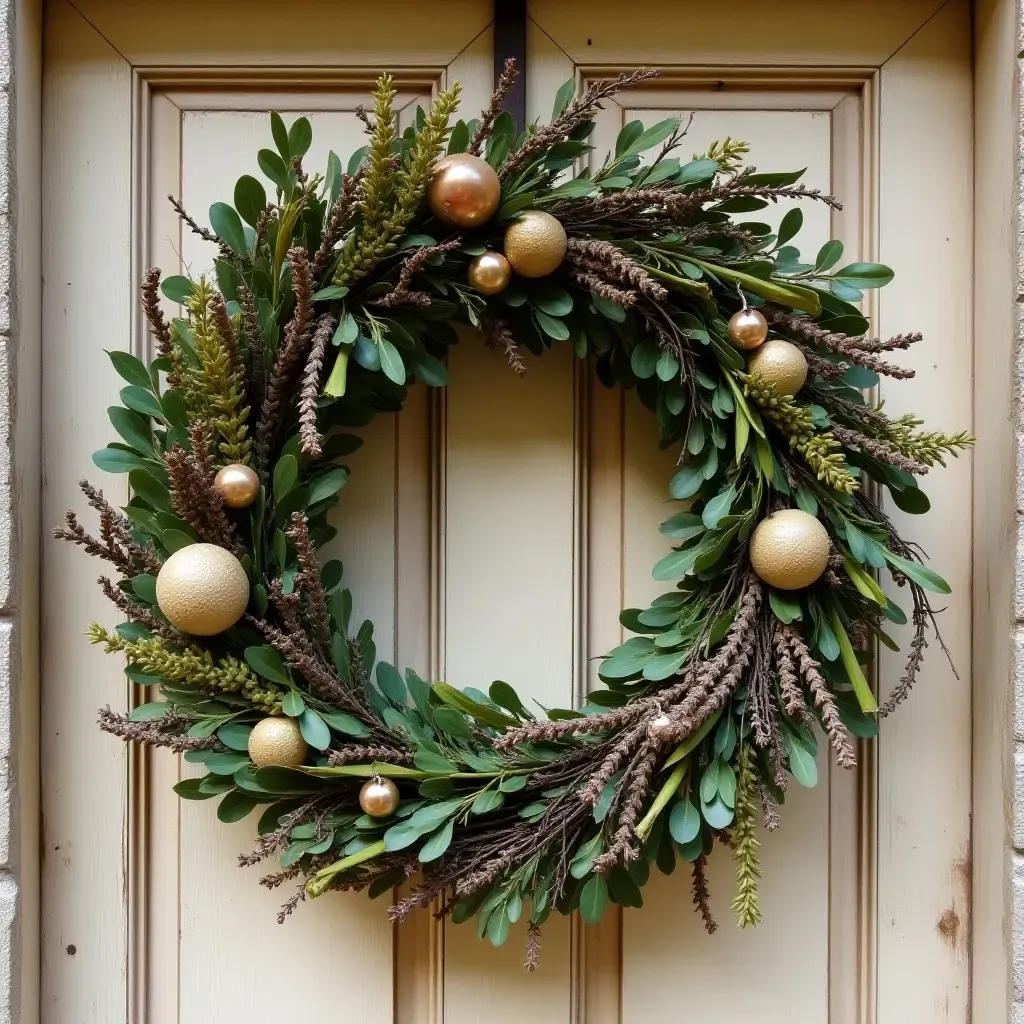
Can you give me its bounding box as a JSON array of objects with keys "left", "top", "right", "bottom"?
[
  {"left": 503, "top": 210, "right": 568, "bottom": 278},
  {"left": 749, "top": 509, "right": 831, "bottom": 591},
  {"left": 468, "top": 251, "right": 512, "bottom": 295},
  {"left": 359, "top": 777, "right": 400, "bottom": 818},
  {"left": 155, "top": 542, "right": 250, "bottom": 636},
  {"left": 247, "top": 716, "right": 308, "bottom": 769},
  {"left": 727, "top": 308, "right": 769, "bottom": 351},
  {"left": 426, "top": 153, "right": 502, "bottom": 227},
  {"left": 746, "top": 339, "right": 808, "bottom": 397},
  {"left": 214, "top": 463, "right": 260, "bottom": 509}
]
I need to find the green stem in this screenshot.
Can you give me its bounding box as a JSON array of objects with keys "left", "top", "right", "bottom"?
[
  {"left": 645, "top": 265, "right": 711, "bottom": 297},
  {"left": 635, "top": 761, "right": 687, "bottom": 840},
  {"left": 305, "top": 838, "right": 387, "bottom": 898},
  {"left": 830, "top": 607, "right": 878, "bottom": 713},
  {"left": 683, "top": 257, "right": 821, "bottom": 315}
]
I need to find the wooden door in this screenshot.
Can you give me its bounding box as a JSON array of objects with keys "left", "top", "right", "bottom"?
[{"left": 40, "top": 1, "right": 973, "bottom": 1022}]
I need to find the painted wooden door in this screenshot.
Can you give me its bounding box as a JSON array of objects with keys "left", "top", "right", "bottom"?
[{"left": 40, "top": 1, "right": 973, "bottom": 1022}]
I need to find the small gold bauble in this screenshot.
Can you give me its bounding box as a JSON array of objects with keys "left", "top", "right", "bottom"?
[
  {"left": 359, "top": 777, "right": 400, "bottom": 818},
  {"left": 749, "top": 509, "right": 830, "bottom": 591},
  {"left": 503, "top": 210, "right": 568, "bottom": 278},
  {"left": 213, "top": 463, "right": 260, "bottom": 509},
  {"left": 648, "top": 713, "right": 675, "bottom": 744},
  {"left": 746, "top": 339, "right": 808, "bottom": 397},
  {"left": 426, "top": 153, "right": 502, "bottom": 227},
  {"left": 247, "top": 716, "right": 308, "bottom": 769},
  {"left": 727, "top": 307, "right": 769, "bottom": 350},
  {"left": 155, "top": 543, "right": 249, "bottom": 636},
  {"left": 468, "top": 251, "right": 512, "bottom": 295}
]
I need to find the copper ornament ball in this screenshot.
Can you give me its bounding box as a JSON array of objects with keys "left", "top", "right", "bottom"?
[
  {"left": 359, "top": 777, "right": 400, "bottom": 818},
  {"left": 727, "top": 307, "right": 769, "bottom": 351},
  {"left": 746, "top": 339, "right": 808, "bottom": 397},
  {"left": 214, "top": 463, "right": 260, "bottom": 509},
  {"left": 155, "top": 542, "right": 250, "bottom": 636},
  {"left": 468, "top": 251, "right": 512, "bottom": 295},
  {"left": 247, "top": 716, "right": 308, "bottom": 769},
  {"left": 749, "top": 509, "right": 830, "bottom": 591},
  {"left": 426, "top": 153, "right": 502, "bottom": 227},
  {"left": 503, "top": 210, "right": 568, "bottom": 278}
]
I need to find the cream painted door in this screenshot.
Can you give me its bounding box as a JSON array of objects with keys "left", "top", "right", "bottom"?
[{"left": 40, "top": 1, "right": 973, "bottom": 1022}]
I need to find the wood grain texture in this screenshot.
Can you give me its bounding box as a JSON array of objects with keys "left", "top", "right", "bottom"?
[
  {"left": 875, "top": 2, "right": 974, "bottom": 1019},
  {"left": 40, "top": 3, "right": 132, "bottom": 1022}
]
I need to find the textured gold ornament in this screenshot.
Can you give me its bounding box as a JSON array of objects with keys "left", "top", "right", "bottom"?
[
  {"left": 247, "top": 716, "right": 308, "bottom": 769},
  {"left": 426, "top": 153, "right": 502, "bottom": 227},
  {"left": 503, "top": 210, "right": 567, "bottom": 278},
  {"left": 359, "top": 777, "right": 400, "bottom": 818},
  {"left": 155, "top": 543, "right": 250, "bottom": 636},
  {"left": 213, "top": 463, "right": 260, "bottom": 509},
  {"left": 727, "top": 308, "right": 769, "bottom": 350},
  {"left": 746, "top": 339, "right": 808, "bottom": 397},
  {"left": 749, "top": 509, "right": 830, "bottom": 591},
  {"left": 468, "top": 251, "right": 512, "bottom": 295}
]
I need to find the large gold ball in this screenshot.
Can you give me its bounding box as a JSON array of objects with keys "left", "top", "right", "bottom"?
[
  {"left": 359, "top": 777, "right": 400, "bottom": 818},
  {"left": 749, "top": 509, "right": 830, "bottom": 591},
  {"left": 248, "top": 716, "right": 308, "bottom": 768},
  {"left": 426, "top": 153, "right": 501, "bottom": 227},
  {"left": 503, "top": 210, "right": 568, "bottom": 278},
  {"left": 746, "top": 339, "right": 808, "bottom": 397},
  {"left": 155, "top": 542, "right": 249, "bottom": 636},
  {"left": 727, "top": 308, "right": 769, "bottom": 350},
  {"left": 468, "top": 251, "right": 512, "bottom": 295},
  {"left": 213, "top": 463, "right": 260, "bottom": 509}
]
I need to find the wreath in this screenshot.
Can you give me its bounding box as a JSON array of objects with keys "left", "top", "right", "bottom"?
[{"left": 57, "top": 62, "right": 973, "bottom": 963}]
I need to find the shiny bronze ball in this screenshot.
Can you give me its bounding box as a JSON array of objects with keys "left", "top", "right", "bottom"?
[
  {"left": 727, "top": 308, "right": 769, "bottom": 350},
  {"left": 359, "top": 777, "right": 400, "bottom": 818},
  {"left": 155, "top": 543, "right": 249, "bottom": 636},
  {"left": 214, "top": 463, "right": 260, "bottom": 509},
  {"left": 426, "top": 153, "right": 502, "bottom": 227},
  {"left": 247, "top": 716, "right": 308, "bottom": 768},
  {"left": 749, "top": 509, "right": 830, "bottom": 591},
  {"left": 468, "top": 251, "right": 512, "bottom": 295},
  {"left": 503, "top": 210, "right": 568, "bottom": 278},
  {"left": 746, "top": 339, "right": 808, "bottom": 397}
]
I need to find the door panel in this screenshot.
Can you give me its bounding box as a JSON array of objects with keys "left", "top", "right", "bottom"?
[{"left": 41, "top": 1, "right": 974, "bottom": 1021}]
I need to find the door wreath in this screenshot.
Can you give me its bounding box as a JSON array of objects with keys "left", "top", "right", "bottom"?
[{"left": 57, "top": 63, "right": 972, "bottom": 963}]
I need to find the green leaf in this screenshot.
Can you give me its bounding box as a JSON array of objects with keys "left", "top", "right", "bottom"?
[
  {"left": 414, "top": 750, "right": 457, "bottom": 775},
  {"left": 499, "top": 774, "right": 527, "bottom": 793},
  {"left": 407, "top": 351, "right": 449, "bottom": 387},
  {"left": 881, "top": 549, "right": 951, "bottom": 594},
  {"left": 257, "top": 148, "right": 289, "bottom": 192},
  {"left": 831, "top": 610, "right": 878, "bottom": 713},
  {"left": 308, "top": 467, "right": 348, "bottom": 504},
  {"left": 217, "top": 723, "right": 252, "bottom": 752},
  {"left": 334, "top": 312, "right": 359, "bottom": 346},
  {"left": 206, "top": 752, "right": 250, "bottom": 776},
  {"left": 701, "top": 485, "right": 735, "bottom": 529},
  {"left": 626, "top": 118, "right": 679, "bottom": 156},
  {"left": 551, "top": 78, "right": 576, "bottom": 119},
  {"left": 287, "top": 116, "right": 313, "bottom": 157},
  {"left": 130, "top": 574, "right": 158, "bottom": 604},
  {"left": 433, "top": 682, "right": 517, "bottom": 729},
  {"left": 699, "top": 761, "right": 720, "bottom": 804},
  {"left": 217, "top": 790, "right": 259, "bottom": 823},
  {"left": 433, "top": 706, "right": 473, "bottom": 739},
  {"left": 669, "top": 461, "right": 705, "bottom": 500},
  {"left": 160, "top": 275, "right": 195, "bottom": 304},
  {"left": 234, "top": 175, "right": 268, "bottom": 228},
  {"left": 379, "top": 338, "right": 406, "bottom": 385},
  {"left": 162, "top": 530, "right": 193, "bottom": 553},
  {"left": 832, "top": 262, "right": 894, "bottom": 288},
  {"left": 668, "top": 798, "right": 700, "bottom": 845},
  {"left": 532, "top": 287, "right": 573, "bottom": 317},
  {"left": 535, "top": 310, "right": 570, "bottom": 340},
  {"left": 281, "top": 692, "right": 305, "bottom": 717},
  {"left": 272, "top": 454, "right": 298, "bottom": 499},
  {"left": 320, "top": 709, "right": 370, "bottom": 738},
  {"left": 615, "top": 120, "right": 644, "bottom": 156},
  {"left": 323, "top": 348, "right": 349, "bottom": 398},
  {"left": 488, "top": 680, "right": 529, "bottom": 719},
  {"left": 299, "top": 709, "right": 331, "bottom": 751},
  {"left": 676, "top": 158, "right": 719, "bottom": 184},
  {"left": 783, "top": 729, "right": 818, "bottom": 788},
  {"left": 471, "top": 789, "right": 505, "bottom": 815},
  {"left": 270, "top": 111, "right": 290, "bottom": 159},
  {"left": 129, "top": 469, "right": 171, "bottom": 512},
  {"left": 652, "top": 545, "right": 700, "bottom": 582},
  {"left": 699, "top": 795, "right": 734, "bottom": 830},
  {"left": 109, "top": 350, "right": 155, "bottom": 389},
  {"left": 313, "top": 285, "right": 350, "bottom": 303},
  {"left": 108, "top": 407, "right": 153, "bottom": 454},
  {"left": 244, "top": 646, "right": 291, "bottom": 685},
  {"left": 777, "top": 207, "right": 803, "bottom": 246},
  {"left": 607, "top": 866, "right": 643, "bottom": 908},
  {"left": 814, "top": 239, "right": 844, "bottom": 272},
  {"left": 418, "top": 819, "right": 454, "bottom": 862},
  {"left": 769, "top": 589, "right": 803, "bottom": 624},
  {"left": 579, "top": 875, "right": 609, "bottom": 925},
  {"left": 173, "top": 778, "right": 218, "bottom": 801},
  {"left": 129, "top": 701, "right": 168, "bottom": 722},
  {"left": 376, "top": 662, "right": 408, "bottom": 705},
  {"left": 208, "top": 202, "right": 247, "bottom": 253},
  {"left": 447, "top": 119, "right": 469, "bottom": 155}
]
